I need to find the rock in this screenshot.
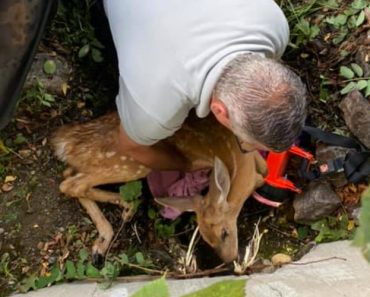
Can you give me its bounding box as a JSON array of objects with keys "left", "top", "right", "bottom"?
[
  {"left": 271, "top": 253, "right": 292, "bottom": 266},
  {"left": 24, "top": 52, "right": 72, "bottom": 95},
  {"left": 315, "top": 144, "right": 355, "bottom": 188},
  {"left": 293, "top": 180, "right": 341, "bottom": 224},
  {"left": 0, "top": 228, "right": 4, "bottom": 235},
  {"left": 339, "top": 91, "right": 370, "bottom": 149}
]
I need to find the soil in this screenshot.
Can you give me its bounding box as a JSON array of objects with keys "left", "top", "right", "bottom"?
[{"left": 1, "top": 1, "right": 369, "bottom": 296}]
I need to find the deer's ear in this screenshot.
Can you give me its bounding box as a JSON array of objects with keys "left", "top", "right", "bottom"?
[
  {"left": 214, "top": 157, "right": 230, "bottom": 203},
  {"left": 155, "top": 195, "right": 202, "bottom": 212}
]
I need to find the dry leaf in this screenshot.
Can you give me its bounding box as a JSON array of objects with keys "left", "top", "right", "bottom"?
[
  {"left": 4, "top": 175, "right": 17, "bottom": 183},
  {"left": 1, "top": 183, "right": 14, "bottom": 192},
  {"left": 61, "top": 82, "right": 69, "bottom": 96}
]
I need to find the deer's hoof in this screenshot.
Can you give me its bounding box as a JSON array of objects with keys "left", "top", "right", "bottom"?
[{"left": 92, "top": 252, "right": 105, "bottom": 269}]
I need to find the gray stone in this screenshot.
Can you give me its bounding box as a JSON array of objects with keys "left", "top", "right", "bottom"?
[
  {"left": 315, "top": 144, "right": 355, "bottom": 188},
  {"left": 11, "top": 241, "right": 370, "bottom": 297},
  {"left": 24, "top": 52, "right": 72, "bottom": 95},
  {"left": 293, "top": 180, "right": 341, "bottom": 224},
  {"left": 339, "top": 90, "right": 370, "bottom": 149}
]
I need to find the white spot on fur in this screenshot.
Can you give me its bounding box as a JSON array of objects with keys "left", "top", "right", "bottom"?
[
  {"left": 97, "top": 153, "right": 104, "bottom": 159},
  {"left": 105, "top": 151, "right": 116, "bottom": 158},
  {"left": 114, "top": 165, "right": 120, "bottom": 170},
  {"left": 54, "top": 141, "right": 67, "bottom": 162},
  {"left": 120, "top": 156, "right": 127, "bottom": 161}
]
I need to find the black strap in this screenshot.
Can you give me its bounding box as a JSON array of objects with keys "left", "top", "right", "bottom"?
[{"left": 303, "top": 126, "right": 370, "bottom": 183}]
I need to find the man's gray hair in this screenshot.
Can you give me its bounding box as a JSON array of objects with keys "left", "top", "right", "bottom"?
[{"left": 214, "top": 53, "right": 307, "bottom": 151}]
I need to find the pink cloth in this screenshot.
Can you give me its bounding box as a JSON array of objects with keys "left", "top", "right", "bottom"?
[{"left": 147, "top": 169, "right": 211, "bottom": 220}]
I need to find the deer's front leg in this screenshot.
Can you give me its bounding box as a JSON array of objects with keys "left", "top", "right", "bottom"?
[{"left": 78, "top": 198, "right": 114, "bottom": 268}]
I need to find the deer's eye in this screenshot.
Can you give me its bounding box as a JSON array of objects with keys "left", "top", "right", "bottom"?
[{"left": 221, "top": 229, "right": 229, "bottom": 242}]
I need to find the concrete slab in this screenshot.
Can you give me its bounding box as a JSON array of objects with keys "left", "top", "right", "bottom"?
[{"left": 12, "top": 241, "right": 370, "bottom": 297}]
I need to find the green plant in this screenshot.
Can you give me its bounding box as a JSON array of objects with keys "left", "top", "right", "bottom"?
[
  {"left": 18, "top": 247, "right": 156, "bottom": 293},
  {"left": 339, "top": 64, "right": 370, "bottom": 96},
  {"left": 353, "top": 187, "right": 370, "bottom": 263},
  {"left": 52, "top": 0, "right": 105, "bottom": 63},
  {"left": 324, "top": 0, "right": 369, "bottom": 44},
  {"left": 0, "top": 253, "right": 16, "bottom": 281},
  {"left": 22, "top": 79, "right": 55, "bottom": 108},
  {"left": 310, "top": 214, "right": 353, "bottom": 243},
  {"left": 119, "top": 181, "right": 143, "bottom": 214}
]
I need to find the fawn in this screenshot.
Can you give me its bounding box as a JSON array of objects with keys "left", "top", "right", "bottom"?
[{"left": 51, "top": 112, "right": 267, "bottom": 266}]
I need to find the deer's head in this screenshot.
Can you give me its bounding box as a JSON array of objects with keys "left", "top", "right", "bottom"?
[{"left": 156, "top": 157, "right": 239, "bottom": 263}]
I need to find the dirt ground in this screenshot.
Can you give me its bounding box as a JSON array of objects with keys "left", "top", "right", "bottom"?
[{"left": 1, "top": 0, "right": 369, "bottom": 296}]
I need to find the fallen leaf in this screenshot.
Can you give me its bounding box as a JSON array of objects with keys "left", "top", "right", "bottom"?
[
  {"left": 4, "top": 175, "right": 17, "bottom": 183},
  {"left": 61, "top": 82, "right": 69, "bottom": 96},
  {"left": 1, "top": 183, "right": 14, "bottom": 192}
]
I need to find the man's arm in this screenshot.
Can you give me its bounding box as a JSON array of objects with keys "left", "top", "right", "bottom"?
[{"left": 118, "top": 125, "right": 191, "bottom": 171}]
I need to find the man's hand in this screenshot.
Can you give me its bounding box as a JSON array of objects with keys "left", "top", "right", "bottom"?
[{"left": 118, "top": 125, "right": 191, "bottom": 171}]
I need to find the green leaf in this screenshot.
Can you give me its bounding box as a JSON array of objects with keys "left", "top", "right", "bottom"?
[
  {"left": 86, "top": 263, "right": 101, "bottom": 278},
  {"left": 91, "top": 48, "right": 104, "bottom": 63},
  {"left": 36, "top": 265, "right": 63, "bottom": 289},
  {"left": 311, "top": 216, "right": 351, "bottom": 243},
  {"left": 76, "top": 262, "right": 86, "bottom": 279},
  {"left": 119, "top": 181, "right": 142, "bottom": 202},
  {"left": 296, "top": 18, "right": 310, "bottom": 36},
  {"left": 353, "top": 187, "right": 370, "bottom": 262},
  {"left": 65, "top": 260, "right": 77, "bottom": 280},
  {"left": 14, "top": 133, "right": 27, "bottom": 145},
  {"left": 100, "top": 262, "right": 118, "bottom": 280},
  {"left": 0, "top": 139, "right": 9, "bottom": 154},
  {"left": 79, "top": 249, "right": 89, "bottom": 263},
  {"left": 365, "top": 81, "right": 370, "bottom": 97},
  {"left": 18, "top": 274, "right": 38, "bottom": 293},
  {"left": 135, "top": 252, "right": 145, "bottom": 265},
  {"left": 43, "top": 60, "right": 56, "bottom": 75},
  {"left": 356, "top": 80, "right": 368, "bottom": 90},
  {"left": 119, "top": 253, "right": 129, "bottom": 265},
  {"left": 351, "top": 63, "right": 364, "bottom": 77},
  {"left": 351, "top": 0, "right": 367, "bottom": 10},
  {"left": 326, "top": 14, "right": 348, "bottom": 27},
  {"left": 333, "top": 28, "right": 348, "bottom": 44},
  {"left": 148, "top": 208, "right": 157, "bottom": 220},
  {"left": 132, "top": 278, "right": 169, "bottom": 297},
  {"left": 310, "top": 25, "right": 320, "bottom": 39},
  {"left": 78, "top": 44, "right": 90, "bottom": 58},
  {"left": 43, "top": 93, "right": 55, "bottom": 102},
  {"left": 183, "top": 279, "right": 246, "bottom": 297},
  {"left": 340, "top": 82, "right": 357, "bottom": 95},
  {"left": 356, "top": 10, "right": 366, "bottom": 26},
  {"left": 340, "top": 66, "right": 355, "bottom": 79}
]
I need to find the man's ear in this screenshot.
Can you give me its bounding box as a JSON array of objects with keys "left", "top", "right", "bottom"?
[
  {"left": 210, "top": 97, "right": 231, "bottom": 129},
  {"left": 155, "top": 195, "right": 202, "bottom": 212}
]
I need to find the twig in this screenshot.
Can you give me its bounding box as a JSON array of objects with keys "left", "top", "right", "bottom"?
[
  {"left": 173, "top": 264, "right": 229, "bottom": 279},
  {"left": 185, "top": 226, "right": 199, "bottom": 268},
  {"left": 105, "top": 220, "right": 126, "bottom": 267},
  {"left": 132, "top": 222, "right": 142, "bottom": 244},
  {"left": 289, "top": 256, "right": 347, "bottom": 265},
  {"left": 126, "top": 263, "right": 167, "bottom": 274}
]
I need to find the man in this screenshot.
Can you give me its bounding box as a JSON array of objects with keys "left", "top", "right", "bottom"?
[{"left": 103, "top": 0, "right": 307, "bottom": 171}]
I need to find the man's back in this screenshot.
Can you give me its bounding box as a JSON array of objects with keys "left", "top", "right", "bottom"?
[{"left": 104, "top": 0, "right": 289, "bottom": 145}]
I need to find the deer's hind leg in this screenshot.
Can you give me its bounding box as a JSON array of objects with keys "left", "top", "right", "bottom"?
[
  {"left": 59, "top": 167, "right": 149, "bottom": 265},
  {"left": 60, "top": 167, "right": 149, "bottom": 218}
]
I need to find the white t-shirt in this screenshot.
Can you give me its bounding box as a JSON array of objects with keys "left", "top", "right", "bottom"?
[{"left": 104, "top": 0, "right": 289, "bottom": 145}]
